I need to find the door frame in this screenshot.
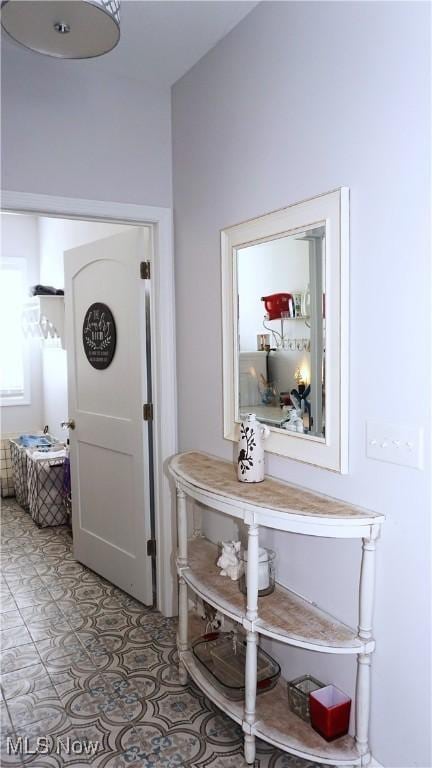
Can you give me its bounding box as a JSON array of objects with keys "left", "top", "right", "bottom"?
[{"left": 1, "top": 190, "right": 177, "bottom": 617}]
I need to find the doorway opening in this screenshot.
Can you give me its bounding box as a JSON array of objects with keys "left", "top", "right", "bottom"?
[{"left": 1, "top": 212, "right": 158, "bottom": 608}]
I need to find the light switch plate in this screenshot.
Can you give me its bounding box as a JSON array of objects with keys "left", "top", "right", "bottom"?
[{"left": 366, "top": 421, "right": 424, "bottom": 470}]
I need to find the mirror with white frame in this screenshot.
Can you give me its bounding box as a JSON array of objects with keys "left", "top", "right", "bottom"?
[{"left": 221, "top": 188, "right": 349, "bottom": 473}]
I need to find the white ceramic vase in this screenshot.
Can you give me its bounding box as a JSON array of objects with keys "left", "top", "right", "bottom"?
[{"left": 238, "top": 413, "right": 270, "bottom": 483}]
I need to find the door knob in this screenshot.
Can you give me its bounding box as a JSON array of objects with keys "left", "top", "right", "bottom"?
[{"left": 61, "top": 419, "right": 76, "bottom": 430}]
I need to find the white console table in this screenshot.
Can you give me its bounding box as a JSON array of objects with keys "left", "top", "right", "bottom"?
[{"left": 169, "top": 451, "right": 384, "bottom": 767}]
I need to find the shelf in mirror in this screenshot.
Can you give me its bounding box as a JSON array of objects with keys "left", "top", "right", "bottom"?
[
  {"left": 180, "top": 538, "right": 372, "bottom": 654},
  {"left": 240, "top": 405, "right": 289, "bottom": 428},
  {"left": 272, "top": 314, "right": 310, "bottom": 320}
]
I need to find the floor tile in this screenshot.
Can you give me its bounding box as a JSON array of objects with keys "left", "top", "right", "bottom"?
[
  {"left": 40, "top": 575, "right": 79, "bottom": 591},
  {"left": 33, "top": 559, "right": 66, "bottom": 576},
  {"left": 91, "top": 611, "right": 135, "bottom": 635},
  {"left": 56, "top": 681, "right": 130, "bottom": 727},
  {"left": 43, "top": 650, "right": 97, "bottom": 680},
  {"left": 1, "top": 699, "right": 13, "bottom": 731},
  {"left": 1, "top": 643, "right": 41, "bottom": 674},
  {"left": 116, "top": 644, "right": 164, "bottom": 674},
  {"left": 36, "top": 631, "right": 83, "bottom": 653},
  {"left": 14, "top": 589, "right": 54, "bottom": 609},
  {"left": 20, "top": 603, "right": 62, "bottom": 623},
  {"left": 105, "top": 669, "right": 158, "bottom": 707},
  {"left": 7, "top": 685, "right": 66, "bottom": 730},
  {"left": 50, "top": 562, "right": 86, "bottom": 580},
  {"left": 35, "top": 641, "right": 91, "bottom": 675},
  {"left": 0, "top": 586, "right": 11, "bottom": 601},
  {"left": 3, "top": 567, "right": 39, "bottom": 581},
  {"left": 0, "top": 625, "right": 33, "bottom": 650},
  {"left": 1, "top": 610, "right": 24, "bottom": 631},
  {"left": 3, "top": 578, "right": 45, "bottom": 593},
  {"left": 1, "top": 662, "right": 53, "bottom": 700},
  {"left": 0, "top": 595, "right": 18, "bottom": 613},
  {"left": 26, "top": 617, "right": 73, "bottom": 643},
  {"left": 54, "top": 613, "right": 95, "bottom": 634},
  {"left": 80, "top": 632, "right": 126, "bottom": 661},
  {"left": 57, "top": 600, "right": 104, "bottom": 619}
]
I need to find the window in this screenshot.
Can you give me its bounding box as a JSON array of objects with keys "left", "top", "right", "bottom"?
[{"left": 0, "top": 258, "right": 30, "bottom": 405}]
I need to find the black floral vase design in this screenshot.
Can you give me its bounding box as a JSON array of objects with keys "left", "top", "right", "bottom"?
[{"left": 238, "top": 421, "right": 256, "bottom": 478}]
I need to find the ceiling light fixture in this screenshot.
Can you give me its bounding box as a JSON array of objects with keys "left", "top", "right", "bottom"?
[{"left": 0, "top": 0, "right": 120, "bottom": 59}]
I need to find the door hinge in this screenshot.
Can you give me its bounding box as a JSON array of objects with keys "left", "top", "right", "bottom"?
[
  {"left": 143, "top": 403, "right": 153, "bottom": 421},
  {"left": 147, "top": 538, "right": 156, "bottom": 558},
  {"left": 140, "top": 261, "right": 151, "bottom": 279}
]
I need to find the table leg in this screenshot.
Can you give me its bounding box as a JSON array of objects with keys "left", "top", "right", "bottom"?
[{"left": 177, "top": 485, "right": 188, "bottom": 685}]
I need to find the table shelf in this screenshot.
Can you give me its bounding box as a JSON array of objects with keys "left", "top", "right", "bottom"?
[
  {"left": 253, "top": 678, "right": 362, "bottom": 766},
  {"left": 181, "top": 537, "right": 371, "bottom": 654},
  {"left": 170, "top": 451, "right": 383, "bottom": 766},
  {"left": 182, "top": 648, "right": 362, "bottom": 766},
  {"left": 181, "top": 650, "right": 244, "bottom": 726},
  {"left": 170, "top": 451, "right": 384, "bottom": 538}
]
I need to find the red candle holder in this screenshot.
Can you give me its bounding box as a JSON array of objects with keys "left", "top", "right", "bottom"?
[{"left": 309, "top": 685, "right": 351, "bottom": 741}]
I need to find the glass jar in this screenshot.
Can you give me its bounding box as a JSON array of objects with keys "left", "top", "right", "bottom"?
[
  {"left": 287, "top": 674, "right": 325, "bottom": 722},
  {"left": 239, "top": 547, "right": 276, "bottom": 597}
]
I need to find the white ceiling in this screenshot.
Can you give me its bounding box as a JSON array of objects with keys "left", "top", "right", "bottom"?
[{"left": 1, "top": 1, "right": 258, "bottom": 87}]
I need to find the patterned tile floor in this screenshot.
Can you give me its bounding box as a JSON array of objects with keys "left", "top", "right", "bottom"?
[{"left": 0, "top": 499, "right": 323, "bottom": 768}]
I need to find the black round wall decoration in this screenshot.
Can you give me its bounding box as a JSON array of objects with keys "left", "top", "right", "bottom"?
[{"left": 82, "top": 303, "right": 117, "bottom": 370}]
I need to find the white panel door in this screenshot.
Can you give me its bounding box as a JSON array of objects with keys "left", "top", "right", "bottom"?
[{"left": 64, "top": 227, "right": 153, "bottom": 605}]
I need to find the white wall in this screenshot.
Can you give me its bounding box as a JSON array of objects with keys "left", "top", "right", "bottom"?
[
  {"left": 0, "top": 213, "right": 43, "bottom": 435},
  {"left": 39, "top": 217, "right": 129, "bottom": 289},
  {"left": 38, "top": 217, "right": 130, "bottom": 440},
  {"left": 1, "top": 41, "right": 172, "bottom": 208},
  {"left": 172, "top": 3, "right": 431, "bottom": 767}
]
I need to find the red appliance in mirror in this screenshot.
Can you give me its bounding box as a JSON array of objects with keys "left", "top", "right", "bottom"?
[{"left": 261, "top": 293, "right": 293, "bottom": 320}]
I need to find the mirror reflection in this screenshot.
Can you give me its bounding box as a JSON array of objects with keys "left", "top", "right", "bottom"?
[{"left": 237, "top": 225, "right": 325, "bottom": 438}]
